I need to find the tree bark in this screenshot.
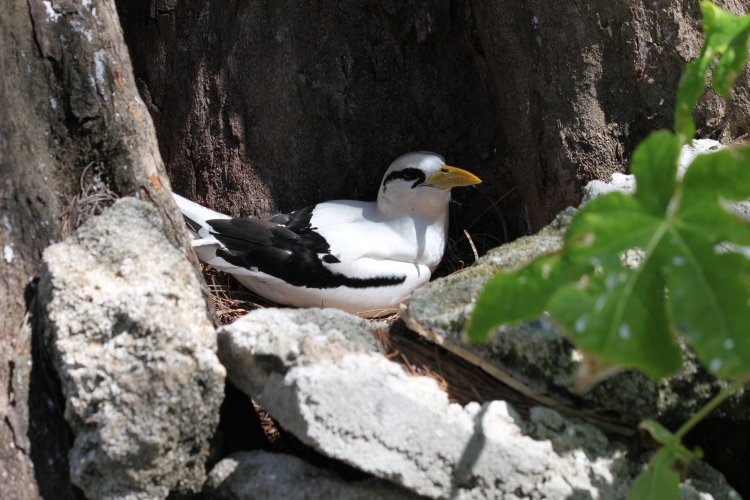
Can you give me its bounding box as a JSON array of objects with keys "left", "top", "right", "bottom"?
[
  {"left": 0, "top": 1, "right": 211, "bottom": 498},
  {"left": 116, "top": 0, "right": 750, "bottom": 242}
]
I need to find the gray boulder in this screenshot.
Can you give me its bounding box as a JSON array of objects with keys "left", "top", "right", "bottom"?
[
  {"left": 218, "top": 308, "right": 633, "bottom": 499},
  {"left": 217, "top": 308, "right": 739, "bottom": 499},
  {"left": 39, "top": 198, "right": 225, "bottom": 500},
  {"left": 204, "top": 451, "right": 423, "bottom": 499}
]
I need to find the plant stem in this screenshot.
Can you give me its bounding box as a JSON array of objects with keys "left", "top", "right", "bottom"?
[{"left": 674, "top": 370, "right": 750, "bottom": 440}]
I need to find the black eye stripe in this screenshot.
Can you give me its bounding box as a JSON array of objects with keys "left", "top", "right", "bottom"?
[{"left": 382, "top": 168, "right": 427, "bottom": 189}]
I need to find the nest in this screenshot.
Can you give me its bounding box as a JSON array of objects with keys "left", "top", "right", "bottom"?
[
  {"left": 201, "top": 262, "right": 526, "bottom": 411},
  {"left": 202, "top": 265, "right": 279, "bottom": 325}
]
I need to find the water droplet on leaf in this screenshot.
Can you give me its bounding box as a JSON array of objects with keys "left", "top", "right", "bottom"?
[
  {"left": 619, "top": 323, "right": 631, "bottom": 340},
  {"left": 595, "top": 295, "right": 607, "bottom": 312},
  {"left": 541, "top": 263, "right": 552, "bottom": 280},
  {"left": 710, "top": 358, "right": 723, "bottom": 372},
  {"left": 605, "top": 273, "right": 617, "bottom": 290},
  {"left": 575, "top": 314, "right": 589, "bottom": 333}
]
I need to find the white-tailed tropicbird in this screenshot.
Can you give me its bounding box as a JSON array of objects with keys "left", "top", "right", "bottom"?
[{"left": 174, "top": 152, "right": 481, "bottom": 316}]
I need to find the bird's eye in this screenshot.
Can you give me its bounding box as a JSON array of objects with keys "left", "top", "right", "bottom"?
[{"left": 400, "top": 168, "right": 422, "bottom": 180}]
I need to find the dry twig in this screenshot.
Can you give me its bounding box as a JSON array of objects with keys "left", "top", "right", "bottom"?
[{"left": 60, "top": 162, "right": 116, "bottom": 237}]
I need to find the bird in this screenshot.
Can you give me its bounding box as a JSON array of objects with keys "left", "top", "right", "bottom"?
[{"left": 173, "top": 152, "right": 481, "bottom": 317}]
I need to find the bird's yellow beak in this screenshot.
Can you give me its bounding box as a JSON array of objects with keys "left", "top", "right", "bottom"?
[{"left": 423, "top": 165, "right": 482, "bottom": 189}]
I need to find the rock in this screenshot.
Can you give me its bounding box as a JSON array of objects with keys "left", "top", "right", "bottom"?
[
  {"left": 216, "top": 308, "right": 386, "bottom": 397},
  {"left": 680, "top": 459, "right": 742, "bottom": 500},
  {"left": 39, "top": 198, "right": 225, "bottom": 500},
  {"left": 407, "top": 207, "right": 578, "bottom": 345},
  {"left": 204, "top": 451, "right": 423, "bottom": 499},
  {"left": 217, "top": 308, "right": 739, "bottom": 500},
  {"left": 218, "top": 308, "right": 632, "bottom": 499},
  {"left": 582, "top": 172, "right": 636, "bottom": 205}
]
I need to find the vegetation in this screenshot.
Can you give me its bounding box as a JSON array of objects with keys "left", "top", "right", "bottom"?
[{"left": 466, "top": 3, "right": 750, "bottom": 498}]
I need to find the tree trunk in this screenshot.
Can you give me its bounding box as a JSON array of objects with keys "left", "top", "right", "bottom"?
[
  {"left": 116, "top": 0, "right": 750, "bottom": 242},
  {"left": 3, "top": 0, "right": 750, "bottom": 497},
  {"left": 0, "top": 1, "right": 211, "bottom": 498}
]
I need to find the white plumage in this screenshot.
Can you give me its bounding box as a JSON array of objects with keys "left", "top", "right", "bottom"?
[{"left": 174, "top": 152, "right": 481, "bottom": 316}]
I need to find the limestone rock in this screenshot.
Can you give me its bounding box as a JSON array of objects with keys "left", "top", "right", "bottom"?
[
  {"left": 407, "top": 207, "right": 578, "bottom": 344},
  {"left": 219, "top": 309, "right": 748, "bottom": 500},
  {"left": 217, "top": 308, "right": 740, "bottom": 499},
  {"left": 204, "top": 451, "right": 422, "bottom": 499},
  {"left": 215, "top": 307, "right": 385, "bottom": 398},
  {"left": 39, "top": 198, "right": 225, "bottom": 500},
  {"left": 679, "top": 460, "right": 742, "bottom": 500},
  {"left": 582, "top": 172, "right": 636, "bottom": 205},
  {"left": 218, "top": 308, "right": 634, "bottom": 499}
]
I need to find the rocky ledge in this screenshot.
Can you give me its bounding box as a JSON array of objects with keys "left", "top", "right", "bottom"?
[{"left": 36, "top": 160, "right": 744, "bottom": 499}]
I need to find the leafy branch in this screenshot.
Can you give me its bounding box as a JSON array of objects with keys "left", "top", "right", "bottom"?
[{"left": 466, "top": 3, "right": 750, "bottom": 498}]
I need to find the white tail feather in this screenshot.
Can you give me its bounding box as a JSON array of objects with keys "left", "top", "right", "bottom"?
[
  {"left": 172, "top": 193, "right": 230, "bottom": 228},
  {"left": 173, "top": 193, "right": 230, "bottom": 241}
]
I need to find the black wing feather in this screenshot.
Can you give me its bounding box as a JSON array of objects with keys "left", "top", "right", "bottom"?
[
  {"left": 207, "top": 204, "right": 406, "bottom": 290},
  {"left": 206, "top": 218, "right": 276, "bottom": 249}
]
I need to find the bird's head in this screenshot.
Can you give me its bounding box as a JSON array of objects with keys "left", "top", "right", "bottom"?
[{"left": 377, "top": 152, "right": 482, "bottom": 219}]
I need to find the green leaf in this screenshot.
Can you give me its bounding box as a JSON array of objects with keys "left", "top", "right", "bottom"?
[
  {"left": 629, "top": 131, "right": 681, "bottom": 216},
  {"left": 566, "top": 193, "right": 664, "bottom": 254},
  {"left": 665, "top": 147, "right": 750, "bottom": 377},
  {"left": 629, "top": 423, "right": 703, "bottom": 500},
  {"left": 465, "top": 254, "right": 587, "bottom": 342},
  {"left": 628, "top": 448, "right": 680, "bottom": 500},
  {"left": 547, "top": 257, "right": 682, "bottom": 379},
  {"left": 680, "top": 148, "right": 750, "bottom": 243},
  {"left": 675, "top": 2, "right": 750, "bottom": 140},
  {"left": 702, "top": 2, "right": 750, "bottom": 98},
  {"left": 639, "top": 420, "right": 676, "bottom": 446},
  {"left": 469, "top": 141, "right": 750, "bottom": 380},
  {"left": 660, "top": 231, "right": 750, "bottom": 377}
]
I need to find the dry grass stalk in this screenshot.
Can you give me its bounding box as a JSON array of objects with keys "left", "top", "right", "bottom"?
[
  {"left": 374, "top": 321, "right": 534, "bottom": 417},
  {"left": 60, "top": 162, "right": 117, "bottom": 238},
  {"left": 251, "top": 398, "right": 281, "bottom": 444},
  {"left": 201, "top": 265, "right": 279, "bottom": 325}
]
